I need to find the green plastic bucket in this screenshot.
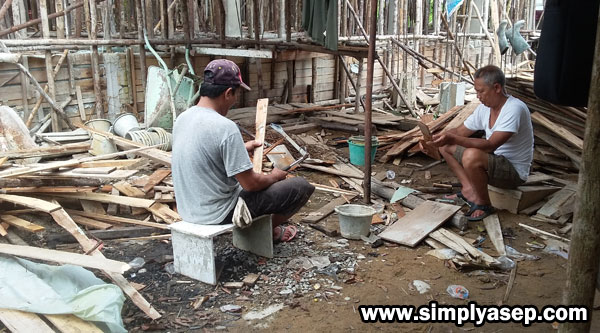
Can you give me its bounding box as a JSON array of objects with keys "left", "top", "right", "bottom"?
[{"left": 348, "top": 136, "right": 379, "bottom": 166}]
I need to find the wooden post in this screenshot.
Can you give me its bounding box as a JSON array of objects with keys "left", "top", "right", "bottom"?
[
  {"left": 488, "top": 0, "right": 501, "bottom": 66},
  {"left": 145, "top": 0, "right": 153, "bottom": 38},
  {"left": 355, "top": 59, "right": 363, "bottom": 112},
  {"left": 88, "top": 0, "right": 103, "bottom": 118},
  {"left": 560, "top": 8, "right": 600, "bottom": 333},
  {"left": 363, "top": 0, "right": 377, "bottom": 203},
  {"left": 135, "top": 0, "right": 147, "bottom": 90},
  {"left": 253, "top": 0, "right": 263, "bottom": 99},
  {"left": 39, "top": 0, "right": 60, "bottom": 131},
  {"left": 11, "top": 0, "right": 26, "bottom": 39},
  {"left": 278, "top": 0, "right": 285, "bottom": 38},
  {"left": 311, "top": 57, "right": 317, "bottom": 102}
]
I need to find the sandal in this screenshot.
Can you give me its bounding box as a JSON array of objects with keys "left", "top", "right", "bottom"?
[
  {"left": 273, "top": 225, "right": 298, "bottom": 243},
  {"left": 466, "top": 204, "right": 496, "bottom": 221},
  {"left": 444, "top": 191, "right": 474, "bottom": 207}
]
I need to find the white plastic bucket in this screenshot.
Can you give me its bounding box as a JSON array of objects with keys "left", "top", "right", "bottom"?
[
  {"left": 113, "top": 113, "right": 141, "bottom": 137},
  {"left": 334, "top": 204, "right": 377, "bottom": 240},
  {"left": 84, "top": 119, "right": 117, "bottom": 155}
]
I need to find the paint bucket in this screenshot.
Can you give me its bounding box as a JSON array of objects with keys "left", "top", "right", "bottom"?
[
  {"left": 334, "top": 204, "right": 377, "bottom": 240},
  {"left": 348, "top": 136, "right": 378, "bottom": 166},
  {"left": 84, "top": 119, "right": 117, "bottom": 155},
  {"left": 113, "top": 113, "right": 141, "bottom": 137}
]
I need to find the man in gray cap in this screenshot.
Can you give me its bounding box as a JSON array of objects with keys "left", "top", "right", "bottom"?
[{"left": 172, "top": 59, "right": 314, "bottom": 242}]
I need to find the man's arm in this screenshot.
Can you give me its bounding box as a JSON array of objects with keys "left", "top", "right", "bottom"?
[
  {"left": 433, "top": 125, "right": 514, "bottom": 153},
  {"left": 235, "top": 168, "right": 287, "bottom": 192}
]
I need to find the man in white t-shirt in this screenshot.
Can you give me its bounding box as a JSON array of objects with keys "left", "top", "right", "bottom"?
[{"left": 432, "top": 65, "right": 534, "bottom": 221}]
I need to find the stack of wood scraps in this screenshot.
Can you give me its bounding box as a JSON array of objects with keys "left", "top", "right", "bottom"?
[{"left": 507, "top": 77, "right": 584, "bottom": 174}]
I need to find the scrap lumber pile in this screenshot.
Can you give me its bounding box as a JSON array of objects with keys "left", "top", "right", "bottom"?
[
  {"left": 377, "top": 101, "right": 481, "bottom": 163},
  {"left": 507, "top": 77, "right": 584, "bottom": 173},
  {"left": 0, "top": 125, "right": 181, "bottom": 325}
]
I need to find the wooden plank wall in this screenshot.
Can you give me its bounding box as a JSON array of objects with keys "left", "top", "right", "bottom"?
[{"left": 0, "top": 41, "right": 494, "bottom": 130}]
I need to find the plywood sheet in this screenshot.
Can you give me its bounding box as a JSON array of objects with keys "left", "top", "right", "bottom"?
[{"left": 378, "top": 201, "right": 460, "bottom": 247}]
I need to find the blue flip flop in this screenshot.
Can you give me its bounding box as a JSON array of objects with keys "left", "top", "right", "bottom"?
[
  {"left": 466, "top": 204, "right": 496, "bottom": 221},
  {"left": 445, "top": 192, "right": 475, "bottom": 207}
]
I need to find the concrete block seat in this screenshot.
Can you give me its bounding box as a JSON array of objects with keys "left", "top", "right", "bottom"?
[{"left": 169, "top": 215, "right": 273, "bottom": 285}]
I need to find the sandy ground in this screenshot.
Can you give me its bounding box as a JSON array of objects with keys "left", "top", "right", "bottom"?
[{"left": 2, "top": 136, "right": 597, "bottom": 333}]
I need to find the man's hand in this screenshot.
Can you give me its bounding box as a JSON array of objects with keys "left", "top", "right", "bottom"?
[
  {"left": 432, "top": 132, "right": 456, "bottom": 147},
  {"left": 245, "top": 140, "right": 262, "bottom": 152},
  {"left": 270, "top": 168, "right": 288, "bottom": 181}
]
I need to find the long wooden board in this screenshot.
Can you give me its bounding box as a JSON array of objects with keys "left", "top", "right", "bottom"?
[
  {"left": 0, "top": 309, "right": 55, "bottom": 333},
  {"left": 71, "top": 215, "right": 113, "bottom": 230},
  {"left": 0, "top": 243, "right": 130, "bottom": 273},
  {"left": 66, "top": 209, "right": 170, "bottom": 229},
  {"left": 49, "top": 209, "right": 161, "bottom": 319},
  {"left": 483, "top": 214, "right": 506, "bottom": 256},
  {"left": 0, "top": 215, "right": 45, "bottom": 233},
  {"left": 0, "top": 142, "right": 90, "bottom": 159},
  {"left": 44, "top": 314, "right": 103, "bottom": 333},
  {"left": 252, "top": 98, "right": 269, "bottom": 173},
  {"left": 0, "top": 194, "right": 61, "bottom": 213},
  {"left": 378, "top": 201, "right": 460, "bottom": 247},
  {"left": 54, "top": 192, "right": 155, "bottom": 208},
  {"left": 531, "top": 112, "right": 584, "bottom": 150}
]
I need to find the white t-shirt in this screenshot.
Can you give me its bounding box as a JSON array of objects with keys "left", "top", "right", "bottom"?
[{"left": 463, "top": 96, "right": 534, "bottom": 181}]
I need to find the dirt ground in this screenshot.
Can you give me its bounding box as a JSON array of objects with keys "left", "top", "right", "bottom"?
[{"left": 2, "top": 133, "right": 598, "bottom": 333}]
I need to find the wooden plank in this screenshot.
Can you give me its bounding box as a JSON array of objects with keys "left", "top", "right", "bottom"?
[
  {"left": 80, "top": 199, "right": 107, "bottom": 215},
  {"left": 147, "top": 202, "right": 181, "bottom": 224},
  {"left": 483, "top": 214, "right": 506, "bottom": 256},
  {"left": 54, "top": 192, "right": 155, "bottom": 208},
  {"left": 0, "top": 309, "right": 55, "bottom": 333},
  {"left": 114, "top": 181, "right": 146, "bottom": 198},
  {"left": 0, "top": 194, "right": 61, "bottom": 213},
  {"left": 0, "top": 142, "right": 90, "bottom": 159},
  {"left": 71, "top": 215, "right": 113, "bottom": 230},
  {"left": 76, "top": 159, "right": 144, "bottom": 169},
  {"left": 252, "top": 98, "right": 269, "bottom": 173},
  {"left": 0, "top": 186, "right": 96, "bottom": 194},
  {"left": 487, "top": 185, "right": 560, "bottom": 214},
  {"left": 49, "top": 209, "right": 161, "bottom": 319},
  {"left": 141, "top": 169, "right": 171, "bottom": 193},
  {"left": 0, "top": 243, "right": 130, "bottom": 273},
  {"left": 531, "top": 112, "right": 584, "bottom": 150},
  {"left": 378, "top": 201, "right": 461, "bottom": 247},
  {"left": 0, "top": 223, "right": 7, "bottom": 236},
  {"left": 44, "top": 314, "right": 103, "bottom": 333},
  {"left": 0, "top": 215, "right": 45, "bottom": 233},
  {"left": 537, "top": 185, "right": 577, "bottom": 219},
  {"left": 65, "top": 209, "right": 170, "bottom": 230},
  {"left": 72, "top": 167, "right": 117, "bottom": 174},
  {"left": 76, "top": 85, "right": 87, "bottom": 121},
  {"left": 301, "top": 196, "right": 357, "bottom": 224}
]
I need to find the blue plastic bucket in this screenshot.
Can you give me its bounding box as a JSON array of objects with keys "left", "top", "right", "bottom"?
[{"left": 348, "top": 136, "right": 378, "bottom": 166}]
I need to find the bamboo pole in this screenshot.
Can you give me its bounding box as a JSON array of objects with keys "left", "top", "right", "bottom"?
[
  {"left": 354, "top": 59, "right": 363, "bottom": 112},
  {"left": 0, "top": 0, "right": 14, "bottom": 21},
  {"left": 25, "top": 50, "right": 70, "bottom": 128},
  {"left": 560, "top": 8, "right": 600, "bottom": 333},
  {"left": 0, "top": 0, "right": 96, "bottom": 38},
  {"left": 39, "top": 0, "right": 60, "bottom": 131},
  {"left": 363, "top": 0, "right": 377, "bottom": 203},
  {"left": 338, "top": 55, "right": 365, "bottom": 110}
]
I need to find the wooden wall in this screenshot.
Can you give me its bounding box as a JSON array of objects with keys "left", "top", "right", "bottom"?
[{"left": 0, "top": 40, "right": 494, "bottom": 130}]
